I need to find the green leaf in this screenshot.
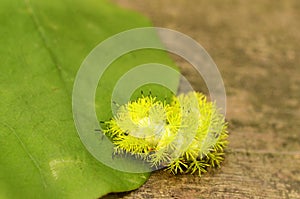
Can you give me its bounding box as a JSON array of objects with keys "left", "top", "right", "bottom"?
[{"left": 0, "top": 0, "right": 179, "bottom": 198}]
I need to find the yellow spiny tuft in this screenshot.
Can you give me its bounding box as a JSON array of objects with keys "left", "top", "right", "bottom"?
[{"left": 104, "top": 91, "right": 228, "bottom": 176}]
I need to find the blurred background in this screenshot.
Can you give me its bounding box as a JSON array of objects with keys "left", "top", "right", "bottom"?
[{"left": 107, "top": 0, "right": 300, "bottom": 198}]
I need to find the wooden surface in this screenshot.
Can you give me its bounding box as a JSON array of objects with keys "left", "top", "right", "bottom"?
[{"left": 104, "top": 1, "right": 300, "bottom": 198}]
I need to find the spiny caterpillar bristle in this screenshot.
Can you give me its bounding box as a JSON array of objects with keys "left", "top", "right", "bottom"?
[{"left": 104, "top": 91, "right": 228, "bottom": 176}]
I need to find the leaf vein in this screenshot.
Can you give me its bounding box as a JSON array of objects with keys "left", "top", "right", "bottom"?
[
  {"left": 23, "top": 0, "right": 69, "bottom": 94},
  {"left": 1, "top": 122, "right": 47, "bottom": 188}
]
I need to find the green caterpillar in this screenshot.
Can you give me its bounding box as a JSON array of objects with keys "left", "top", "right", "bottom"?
[{"left": 104, "top": 91, "right": 228, "bottom": 176}]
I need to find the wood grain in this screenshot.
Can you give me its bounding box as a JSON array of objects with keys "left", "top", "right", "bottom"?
[{"left": 104, "top": 1, "right": 300, "bottom": 198}]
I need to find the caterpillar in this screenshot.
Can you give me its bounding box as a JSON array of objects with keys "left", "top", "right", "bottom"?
[{"left": 103, "top": 91, "right": 228, "bottom": 176}]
